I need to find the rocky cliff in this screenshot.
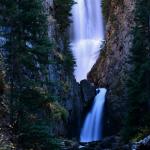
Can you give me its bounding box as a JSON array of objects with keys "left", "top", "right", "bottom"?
[
  {"left": 43, "top": 0, "right": 83, "bottom": 138},
  {"left": 88, "top": 0, "right": 135, "bottom": 135}
]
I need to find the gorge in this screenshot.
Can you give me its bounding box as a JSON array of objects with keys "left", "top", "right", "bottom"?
[{"left": 0, "top": 0, "right": 150, "bottom": 150}]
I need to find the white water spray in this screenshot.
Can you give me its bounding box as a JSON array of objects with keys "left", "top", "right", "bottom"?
[
  {"left": 80, "top": 88, "right": 107, "bottom": 142},
  {"left": 71, "top": 0, "right": 104, "bottom": 82}
]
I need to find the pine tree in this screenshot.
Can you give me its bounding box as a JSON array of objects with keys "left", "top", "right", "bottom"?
[
  {"left": 0, "top": 0, "right": 58, "bottom": 149},
  {"left": 123, "top": 0, "right": 150, "bottom": 141},
  {"left": 54, "top": 0, "right": 75, "bottom": 33},
  {"left": 54, "top": 0, "right": 76, "bottom": 74},
  {"left": 63, "top": 37, "right": 76, "bottom": 74}
]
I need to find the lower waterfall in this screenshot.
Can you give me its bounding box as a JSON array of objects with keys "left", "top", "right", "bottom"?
[{"left": 80, "top": 88, "right": 107, "bottom": 142}]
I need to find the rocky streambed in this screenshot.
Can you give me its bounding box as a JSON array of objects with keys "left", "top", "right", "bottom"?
[{"left": 58, "top": 135, "right": 150, "bottom": 150}]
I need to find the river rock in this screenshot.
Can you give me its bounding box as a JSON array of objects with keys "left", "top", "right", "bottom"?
[{"left": 78, "top": 136, "right": 130, "bottom": 150}]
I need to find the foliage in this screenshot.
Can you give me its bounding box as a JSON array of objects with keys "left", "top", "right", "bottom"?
[
  {"left": 61, "top": 81, "right": 70, "bottom": 94},
  {"left": 0, "top": 0, "right": 77, "bottom": 149},
  {"left": 101, "top": 0, "right": 111, "bottom": 21},
  {"left": 123, "top": 0, "right": 150, "bottom": 142},
  {"left": 63, "top": 38, "right": 76, "bottom": 74},
  {"left": 53, "top": 0, "right": 75, "bottom": 33},
  {"left": 53, "top": 0, "right": 76, "bottom": 73},
  {"left": 0, "top": 0, "right": 60, "bottom": 149},
  {"left": 47, "top": 101, "right": 69, "bottom": 122},
  {"left": 19, "top": 122, "right": 59, "bottom": 150}
]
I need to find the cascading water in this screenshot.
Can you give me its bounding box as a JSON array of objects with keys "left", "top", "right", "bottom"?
[
  {"left": 70, "top": 0, "right": 106, "bottom": 143},
  {"left": 71, "top": 0, "right": 104, "bottom": 82},
  {"left": 80, "top": 88, "right": 107, "bottom": 142}
]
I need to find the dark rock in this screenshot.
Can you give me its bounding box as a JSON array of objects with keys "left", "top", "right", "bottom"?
[
  {"left": 65, "top": 78, "right": 83, "bottom": 138},
  {"left": 78, "top": 136, "right": 131, "bottom": 150},
  {"left": 80, "top": 80, "right": 96, "bottom": 103},
  {"left": 95, "top": 136, "right": 123, "bottom": 150}
]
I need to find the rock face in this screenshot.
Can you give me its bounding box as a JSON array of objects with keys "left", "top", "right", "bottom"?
[
  {"left": 44, "top": 0, "right": 83, "bottom": 138},
  {"left": 79, "top": 136, "right": 130, "bottom": 150},
  {"left": 88, "top": 0, "right": 135, "bottom": 135}
]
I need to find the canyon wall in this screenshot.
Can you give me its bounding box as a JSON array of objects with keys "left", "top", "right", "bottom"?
[
  {"left": 43, "top": 0, "right": 83, "bottom": 138},
  {"left": 88, "top": 0, "right": 135, "bottom": 135}
]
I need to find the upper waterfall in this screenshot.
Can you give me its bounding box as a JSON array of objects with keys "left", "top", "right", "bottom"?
[{"left": 71, "top": 0, "right": 104, "bottom": 82}]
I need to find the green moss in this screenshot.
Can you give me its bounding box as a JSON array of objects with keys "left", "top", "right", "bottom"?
[
  {"left": 101, "top": 0, "right": 111, "bottom": 21},
  {"left": 61, "top": 81, "right": 70, "bottom": 94},
  {"left": 132, "top": 127, "right": 150, "bottom": 142},
  {"left": 47, "top": 102, "right": 69, "bottom": 122}
]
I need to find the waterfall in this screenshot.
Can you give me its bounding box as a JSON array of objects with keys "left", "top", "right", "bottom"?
[
  {"left": 80, "top": 88, "right": 107, "bottom": 142},
  {"left": 70, "top": 0, "right": 106, "bottom": 143},
  {"left": 71, "top": 0, "right": 104, "bottom": 82}
]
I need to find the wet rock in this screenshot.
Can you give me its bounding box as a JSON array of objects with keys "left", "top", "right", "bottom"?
[
  {"left": 78, "top": 136, "right": 131, "bottom": 150},
  {"left": 58, "top": 139, "right": 79, "bottom": 150}
]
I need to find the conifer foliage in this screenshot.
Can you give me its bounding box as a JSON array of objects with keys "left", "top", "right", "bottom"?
[
  {"left": 54, "top": 0, "right": 75, "bottom": 33},
  {"left": 101, "top": 0, "right": 111, "bottom": 22},
  {"left": 0, "top": 0, "right": 58, "bottom": 149},
  {"left": 124, "top": 0, "right": 150, "bottom": 141},
  {"left": 54, "top": 0, "right": 76, "bottom": 74}
]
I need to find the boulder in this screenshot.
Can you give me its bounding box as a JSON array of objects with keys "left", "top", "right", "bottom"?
[
  {"left": 79, "top": 136, "right": 130, "bottom": 150},
  {"left": 80, "top": 80, "right": 96, "bottom": 103}
]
